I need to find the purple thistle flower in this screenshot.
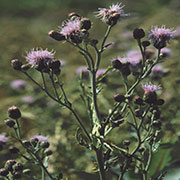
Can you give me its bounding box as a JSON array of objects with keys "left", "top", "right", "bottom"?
[
  {"left": 25, "top": 48, "right": 54, "bottom": 67},
  {"left": 10, "top": 80, "right": 26, "bottom": 90},
  {"left": 116, "top": 57, "right": 129, "bottom": 64},
  {"left": 126, "top": 50, "right": 142, "bottom": 65},
  {"left": 160, "top": 47, "right": 171, "bottom": 58},
  {"left": 96, "top": 3, "right": 126, "bottom": 25},
  {"left": 60, "top": 19, "right": 81, "bottom": 37},
  {"left": 0, "top": 134, "right": 8, "bottom": 144},
  {"left": 148, "top": 25, "right": 175, "bottom": 49},
  {"left": 174, "top": 26, "right": 180, "bottom": 37},
  {"left": 21, "top": 96, "right": 34, "bottom": 103},
  {"left": 76, "top": 66, "right": 89, "bottom": 78},
  {"left": 30, "top": 135, "right": 48, "bottom": 142},
  {"left": 152, "top": 65, "right": 164, "bottom": 72},
  {"left": 142, "top": 82, "right": 161, "bottom": 93},
  {"left": 59, "top": 19, "right": 86, "bottom": 43},
  {"left": 96, "top": 69, "right": 106, "bottom": 78}
]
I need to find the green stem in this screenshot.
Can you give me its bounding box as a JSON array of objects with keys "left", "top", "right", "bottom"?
[
  {"left": 95, "top": 147, "right": 106, "bottom": 180},
  {"left": 23, "top": 71, "right": 91, "bottom": 142},
  {"left": 41, "top": 166, "right": 45, "bottom": 180},
  {"left": 15, "top": 119, "right": 21, "bottom": 139}
]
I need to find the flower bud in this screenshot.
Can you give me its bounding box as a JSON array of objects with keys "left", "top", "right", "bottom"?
[
  {"left": 13, "top": 163, "right": 23, "bottom": 172},
  {"left": 11, "top": 59, "right": 22, "bottom": 71},
  {"left": 133, "top": 96, "right": 144, "bottom": 105},
  {"left": 133, "top": 28, "right": 145, "bottom": 39},
  {"left": 8, "top": 106, "right": 21, "bottom": 119},
  {"left": 108, "top": 13, "right": 120, "bottom": 26},
  {"left": 144, "top": 92, "right": 157, "bottom": 104},
  {"left": 135, "top": 109, "right": 142, "bottom": 118},
  {"left": 90, "top": 39, "right": 98, "bottom": 46},
  {"left": 21, "top": 64, "right": 31, "bottom": 71},
  {"left": 155, "top": 99, "right": 165, "bottom": 106},
  {"left": 41, "top": 141, "right": 50, "bottom": 149},
  {"left": 4, "top": 119, "right": 15, "bottom": 128},
  {"left": 68, "top": 12, "right": 80, "bottom": 18},
  {"left": 48, "top": 60, "right": 61, "bottom": 70},
  {"left": 9, "top": 146, "right": 19, "bottom": 154},
  {"left": 113, "top": 94, "right": 125, "bottom": 102},
  {"left": 121, "top": 63, "right": 131, "bottom": 76},
  {"left": 142, "top": 40, "right": 150, "bottom": 48},
  {"left": 5, "top": 160, "right": 16, "bottom": 171},
  {"left": 44, "top": 149, "right": 53, "bottom": 156},
  {"left": 80, "top": 18, "right": 91, "bottom": 30},
  {"left": 0, "top": 168, "right": 9, "bottom": 177},
  {"left": 112, "top": 59, "right": 122, "bottom": 70},
  {"left": 48, "top": 30, "right": 65, "bottom": 41},
  {"left": 23, "top": 140, "right": 32, "bottom": 148}
]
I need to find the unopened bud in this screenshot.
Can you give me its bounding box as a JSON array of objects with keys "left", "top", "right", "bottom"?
[
  {"left": 80, "top": 18, "right": 91, "bottom": 30},
  {"left": 113, "top": 94, "right": 125, "bottom": 102},
  {"left": 13, "top": 163, "right": 23, "bottom": 172},
  {"left": 41, "top": 141, "right": 50, "bottom": 149},
  {"left": 112, "top": 59, "right": 122, "bottom": 70},
  {"left": 48, "top": 30, "right": 65, "bottom": 41},
  {"left": 133, "top": 28, "right": 145, "bottom": 39},
  {"left": 142, "top": 40, "right": 150, "bottom": 48},
  {"left": 8, "top": 106, "right": 21, "bottom": 119},
  {"left": 155, "top": 99, "right": 165, "bottom": 106},
  {"left": 134, "top": 96, "right": 144, "bottom": 105},
  {"left": 44, "top": 149, "right": 53, "bottom": 156},
  {"left": 0, "top": 168, "right": 9, "bottom": 177},
  {"left": 21, "top": 64, "right": 31, "bottom": 71},
  {"left": 68, "top": 12, "right": 80, "bottom": 18},
  {"left": 4, "top": 119, "right": 15, "bottom": 128},
  {"left": 9, "top": 146, "right": 19, "bottom": 154},
  {"left": 11, "top": 59, "right": 22, "bottom": 71}
]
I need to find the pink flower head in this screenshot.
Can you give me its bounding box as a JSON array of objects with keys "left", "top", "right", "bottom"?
[
  {"left": 160, "top": 47, "right": 171, "bottom": 58},
  {"left": 30, "top": 135, "right": 48, "bottom": 143},
  {"left": 10, "top": 80, "right": 26, "bottom": 90},
  {"left": 152, "top": 65, "right": 164, "bottom": 72},
  {"left": 148, "top": 25, "right": 175, "bottom": 49},
  {"left": 174, "top": 26, "right": 180, "bottom": 37},
  {"left": 96, "top": 3, "right": 126, "bottom": 25},
  {"left": 25, "top": 48, "right": 54, "bottom": 67},
  {"left": 126, "top": 50, "right": 142, "bottom": 65},
  {"left": 96, "top": 69, "right": 106, "bottom": 77},
  {"left": 60, "top": 19, "right": 85, "bottom": 43},
  {"left": 76, "top": 66, "right": 88, "bottom": 74},
  {"left": 0, "top": 134, "right": 8, "bottom": 144},
  {"left": 116, "top": 57, "right": 128, "bottom": 64},
  {"left": 60, "top": 19, "right": 81, "bottom": 37},
  {"left": 21, "top": 96, "right": 34, "bottom": 103},
  {"left": 142, "top": 82, "right": 161, "bottom": 93}
]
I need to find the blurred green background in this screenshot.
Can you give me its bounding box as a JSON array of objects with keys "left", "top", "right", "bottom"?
[{"left": 0, "top": 0, "right": 180, "bottom": 179}]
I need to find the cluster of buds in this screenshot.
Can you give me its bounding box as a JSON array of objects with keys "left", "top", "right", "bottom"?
[
  {"left": 11, "top": 49, "right": 62, "bottom": 74},
  {"left": 23, "top": 136, "right": 52, "bottom": 158},
  {"left": 49, "top": 12, "right": 91, "bottom": 44},
  {"left": 0, "top": 160, "right": 25, "bottom": 179},
  {"left": 4, "top": 106, "right": 21, "bottom": 129}
]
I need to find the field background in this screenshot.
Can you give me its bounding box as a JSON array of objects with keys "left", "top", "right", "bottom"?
[{"left": 0, "top": 0, "right": 180, "bottom": 179}]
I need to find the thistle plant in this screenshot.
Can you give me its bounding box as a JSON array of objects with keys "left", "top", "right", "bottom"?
[{"left": 1, "top": 3, "right": 176, "bottom": 180}]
